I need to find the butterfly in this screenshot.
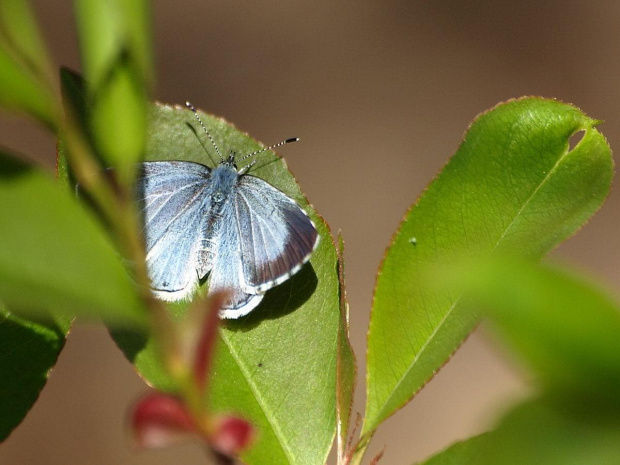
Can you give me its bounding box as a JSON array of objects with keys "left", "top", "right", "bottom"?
[{"left": 135, "top": 102, "right": 319, "bottom": 318}]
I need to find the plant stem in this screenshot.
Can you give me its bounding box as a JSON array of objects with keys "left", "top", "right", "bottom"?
[{"left": 348, "top": 432, "right": 373, "bottom": 465}]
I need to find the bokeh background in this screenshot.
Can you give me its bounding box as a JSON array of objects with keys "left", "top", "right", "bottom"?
[{"left": 1, "top": 1, "right": 620, "bottom": 464}]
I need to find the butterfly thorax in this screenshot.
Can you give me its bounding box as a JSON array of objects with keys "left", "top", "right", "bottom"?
[
  {"left": 210, "top": 162, "right": 240, "bottom": 204},
  {"left": 195, "top": 162, "right": 240, "bottom": 277}
]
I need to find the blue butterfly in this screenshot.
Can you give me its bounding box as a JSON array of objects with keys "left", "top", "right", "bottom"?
[{"left": 135, "top": 102, "right": 319, "bottom": 318}]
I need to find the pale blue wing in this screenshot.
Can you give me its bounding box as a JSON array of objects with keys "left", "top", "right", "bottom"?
[
  {"left": 207, "top": 196, "right": 263, "bottom": 319},
  {"left": 234, "top": 175, "right": 319, "bottom": 292},
  {"left": 136, "top": 161, "right": 212, "bottom": 300}
]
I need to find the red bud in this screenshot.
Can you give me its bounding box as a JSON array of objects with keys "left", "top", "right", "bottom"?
[
  {"left": 131, "top": 393, "right": 198, "bottom": 448},
  {"left": 209, "top": 414, "right": 255, "bottom": 456}
]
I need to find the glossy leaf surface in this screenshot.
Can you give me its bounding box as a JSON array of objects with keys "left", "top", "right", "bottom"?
[
  {"left": 113, "top": 103, "right": 340, "bottom": 465},
  {"left": 365, "top": 98, "right": 613, "bottom": 434}
]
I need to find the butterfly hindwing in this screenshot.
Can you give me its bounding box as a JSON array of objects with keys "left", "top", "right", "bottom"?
[
  {"left": 136, "top": 161, "right": 213, "bottom": 299},
  {"left": 207, "top": 192, "right": 264, "bottom": 318}
]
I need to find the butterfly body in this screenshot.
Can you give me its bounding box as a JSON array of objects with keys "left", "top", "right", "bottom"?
[{"left": 136, "top": 150, "right": 319, "bottom": 319}]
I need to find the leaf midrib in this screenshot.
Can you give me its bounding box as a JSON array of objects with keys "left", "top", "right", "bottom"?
[{"left": 220, "top": 331, "right": 297, "bottom": 465}]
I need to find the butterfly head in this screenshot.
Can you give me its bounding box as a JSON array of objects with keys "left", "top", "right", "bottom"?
[
  {"left": 222, "top": 151, "right": 238, "bottom": 170},
  {"left": 220, "top": 151, "right": 255, "bottom": 176}
]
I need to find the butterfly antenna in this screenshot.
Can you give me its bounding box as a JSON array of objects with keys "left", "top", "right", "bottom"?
[
  {"left": 186, "top": 101, "right": 224, "bottom": 162},
  {"left": 237, "top": 137, "right": 299, "bottom": 163}
]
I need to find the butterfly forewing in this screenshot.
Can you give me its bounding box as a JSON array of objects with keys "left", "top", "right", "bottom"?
[
  {"left": 235, "top": 175, "right": 319, "bottom": 292},
  {"left": 136, "top": 161, "right": 213, "bottom": 298}
]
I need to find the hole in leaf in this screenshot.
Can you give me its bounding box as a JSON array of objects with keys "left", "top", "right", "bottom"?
[{"left": 568, "top": 130, "right": 586, "bottom": 152}]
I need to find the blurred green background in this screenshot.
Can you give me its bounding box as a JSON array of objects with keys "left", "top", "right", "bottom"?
[{"left": 1, "top": 1, "right": 619, "bottom": 464}]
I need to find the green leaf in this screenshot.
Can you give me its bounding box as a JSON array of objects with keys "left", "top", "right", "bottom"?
[
  {"left": 429, "top": 259, "right": 620, "bottom": 465},
  {"left": 450, "top": 258, "right": 620, "bottom": 397},
  {"left": 74, "top": 0, "right": 151, "bottom": 179},
  {"left": 416, "top": 433, "right": 490, "bottom": 465},
  {"left": 74, "top": 0, "right": 151, "bottom": 90},
  {"left": 0, "top": 0, "right": 54, "bottom": 84},
  {"left": 90, "top": 63, "right": 147, "bottom": 181},
  {"left": 479, "top": 396, "right": 620, "bottom": 465},
  {"left": 0, "top": 0, "right": 57, "bottom": 129},
  {"left": 364, "top": 98, "right": 613, "bottom": 434},
  {"left": 112, "top": 103, "right": 340, "bottom": 465},
  {"left": 336, "top": 234, "right": 356, "bottom": 462},
  {"left": 0, "top": 150, "right": 145, "bottom": 324},
  {"left": 116, "top": 0, "right": 152, "bottom": 84},
  {"left": 0, "top": 46, "right": 57, "bottom": 129},
  {"left": 74, "top": 0, "right": 121, "bottom": 89},
  {"left": 0, "top": 304, "right": 70, "bottom": 441}
]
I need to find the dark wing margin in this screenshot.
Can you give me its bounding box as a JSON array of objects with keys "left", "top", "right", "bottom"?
[
  {"left": 135, "top": 161, "right": 212, "bottom": 300},
  {"left": 234, "top": 175, "right": 319, "bottom": 292}
]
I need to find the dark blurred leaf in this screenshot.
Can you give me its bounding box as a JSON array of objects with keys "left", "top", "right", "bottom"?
[
  {"left": 60, "top": 68, "right": 91, "bottom": 146},
  {"left": 365, "top": 98, "right": 614, "bottom": 434},
  {"left": 0, "top": 304, "right": 70, "bottom": 441}
]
